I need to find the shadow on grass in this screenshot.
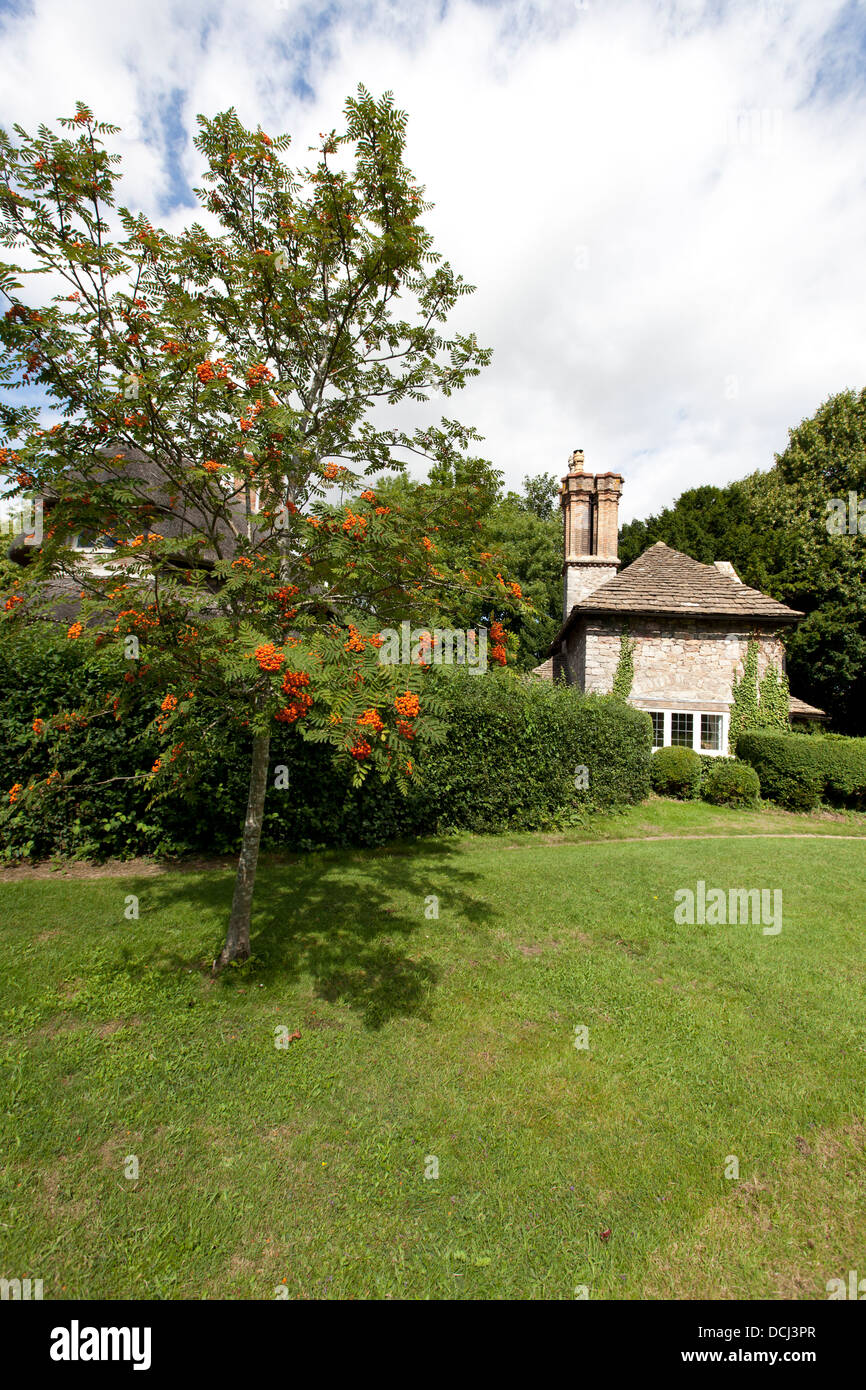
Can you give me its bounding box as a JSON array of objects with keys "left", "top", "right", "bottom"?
[{"left": 115, "top": 839, "right": 496, "bottom": 1029}]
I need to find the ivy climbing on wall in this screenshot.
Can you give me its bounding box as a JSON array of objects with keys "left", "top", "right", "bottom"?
[
  {"left": 757, "top": 662, "right": 791, "bottom": 732},
  {"left": 611, "top": 628, "right": 637, "bottom": 702},
  {"left": 729, "top": 638, "right": 790, "bottom": 751}
]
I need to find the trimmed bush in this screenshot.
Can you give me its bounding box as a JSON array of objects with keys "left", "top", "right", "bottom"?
[
  {"left": 817, "top": 734, "right": 866, "bottom": 806},
  {"left": 737, "top": 730, "right": 866, "bottom": 811},
  {"left": 0, "top": 632, "right": 652, "bottom": 860},
  {"left": 390, "top": 669, "right": 652, "bottom": 833},
  {"left": 698, "top": 752, "right": 733, "bottom": 786},
  {"left": 735, "top": 734, "right": 820, "bottom": 810},
  {"left": 701, "top": 758, "right": 761, "bottom": 808},
  {"left": 651, "top": 745, "right": 702, "bottom": 799}
]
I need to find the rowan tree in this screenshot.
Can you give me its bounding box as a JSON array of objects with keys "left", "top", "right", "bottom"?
[{"left": 0, "top": 90, "right": 528, "bottom": 965}]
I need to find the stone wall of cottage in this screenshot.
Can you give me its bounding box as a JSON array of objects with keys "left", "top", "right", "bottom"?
[
  {"left": 561, "top": 619, "right": 786, "bottom": 709},
  {"left": 563, "top": 559, "right": 620, "bottom": 616}
]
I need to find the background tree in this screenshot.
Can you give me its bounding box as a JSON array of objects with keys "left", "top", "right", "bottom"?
[
  {"left": 0, "top": 91, "right": 527, "bottom": 966},
  {"left": 478, "top": 487, "right": 562, "bottom": 666},
  {"left": 618, "top": 389, "right": 866, "bottom": 733},
  {"left": 420, "top": 467, "right": 563, "bottom": 668},
  {"left": 517, "top": 471, "right": 559, "bottom": 522}
]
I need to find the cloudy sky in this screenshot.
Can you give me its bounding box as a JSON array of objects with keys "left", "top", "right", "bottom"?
[{"left": 1, "top": 0, "right": 864, "bottom": 521}]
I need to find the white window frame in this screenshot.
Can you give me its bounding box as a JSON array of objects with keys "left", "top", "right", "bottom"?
[
  {"left": 649, "top": 710, "right": 665, "bottom": 749},
  {"left": 669, "top": 710, "right": 695, "bottom": 750},
  {"left": 72, "top": 531, "right": 118, "bottom": 555},
  {"left": 699, "top": 712, "right": 726, "bottom": 755},
  {"left": 648, "top": 709, "right": 729, "bottom": 756}
]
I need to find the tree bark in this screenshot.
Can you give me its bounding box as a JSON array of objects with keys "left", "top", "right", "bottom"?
[{"left": 215, "top": 730, "right": 270, "bottom": 971}]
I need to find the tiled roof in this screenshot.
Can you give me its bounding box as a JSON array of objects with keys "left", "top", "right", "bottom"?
[
  {"left": 560, "top": 542, "right": 803, "bottom": 634},
  {"left": 788, "top": 694, "right": 828, "bottom": 719},
  {"left": 530, "top": 657, "right": 555, "bottom": 680}
]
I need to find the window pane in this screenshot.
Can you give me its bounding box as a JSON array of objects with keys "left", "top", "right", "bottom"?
[
  {"left": 701, "top": 714, "right": 723, "bottom": 751},
  {"left": 75, "top": 530, "right": 117, "bottom": 552},
  {"left": 650, "top": 711, "right": 665, "bottom": 746},
  {"left": 670, "top": 712, "right": 694, "bottom": 747}
]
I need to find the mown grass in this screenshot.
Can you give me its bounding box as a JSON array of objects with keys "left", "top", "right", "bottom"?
[{"left": 1, "top": 800, "right": 864, "bottom": 1300}]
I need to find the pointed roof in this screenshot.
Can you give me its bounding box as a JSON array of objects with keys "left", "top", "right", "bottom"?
[
  {"left": 554, "top": 541, "right": 803, "bottom": 644},
  {"left": 788, "top": 694, "right": 827, "bottom": 720}
]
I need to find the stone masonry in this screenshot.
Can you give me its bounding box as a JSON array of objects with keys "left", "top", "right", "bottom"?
[
  {"left": 560, "top": 452, "right": 622, "bottom": 618},
  {"left": 539, "top": 451, "right": 805, "bottom": 724},
  {"left": 561, "top": 618, "right": 787, "bottom": 710}
]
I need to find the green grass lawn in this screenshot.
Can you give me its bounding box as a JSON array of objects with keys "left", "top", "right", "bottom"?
[{"left": 1, "top": 799, "right": 865, "bottom": 1300}]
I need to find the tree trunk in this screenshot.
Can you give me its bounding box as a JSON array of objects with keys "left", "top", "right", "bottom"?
[{"left": 215, "top": 731, "right": 270, "bottom": 971}]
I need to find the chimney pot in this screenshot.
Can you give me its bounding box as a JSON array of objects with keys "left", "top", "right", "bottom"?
[
  {"left": 560, "top": 454, "right": 624, "bottom": 618},
  {"left": 593, "top": 472, "right": 623, "bottom": 560}
]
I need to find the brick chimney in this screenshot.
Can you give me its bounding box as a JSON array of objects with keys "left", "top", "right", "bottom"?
[{"left": 560, "top": 452, "right": 623, "bottom": 618}]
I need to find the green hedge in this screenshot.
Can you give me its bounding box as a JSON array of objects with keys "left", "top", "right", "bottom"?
[
  {"left": 698, "top": 752, "right": 731, "bottom": 783},
  {"left": 701, "top": 758, "right": 761, "bottom": 808},
  {"left": 0, "top": 632, "right": 652, "bottom": 860},
  {"left": 736, "top": 731, "right": 866, "bottom": 811},
  {"left": 366, "top": 668, "right": 652, "bottom": 835},
  {"left": 650, "top": 746, "right": 702, "bottom": 799}
]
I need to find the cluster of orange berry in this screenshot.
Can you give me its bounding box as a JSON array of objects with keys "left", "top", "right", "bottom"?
[
  {"left": 272, "top": 585, "right": 298, "bottom": 622},
  {"left": 113, "top": 607, "right": 159, "bottom": 635},
  {"left": 53, "top": 711, "right": 88, "bottom": 733},
  {"left": 195, "top": 358, "right": 230, "bottom": 384},
  {"left": 394, "top": 691, "right": 420, "bottom": 719},
  {"left": 276, "top": 670, "right": 313, "bottom": 723},
  {"left": 255, "top": 643, "right": 285, "bottom": 672},
  {"left": 490, "top": 620, "right": 508, "bottom": 666},
  {"left": 357, "top": 708, "right": 383, "bottom": 734},
  {"left": 342, "top": 510, "right": 367, "bottom": 538}
]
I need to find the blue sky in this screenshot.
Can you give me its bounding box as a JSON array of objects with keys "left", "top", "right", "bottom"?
[{"left": 1, "top": 0, "right": 866, "bottom": 521}]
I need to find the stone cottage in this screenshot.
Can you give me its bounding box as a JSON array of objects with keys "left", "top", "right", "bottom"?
[
  {"left": 6, "top": 445, "right": 260, "bottom": 615},
  {"left": 533, "top": 449, "right": 826, "bottom": 752}
]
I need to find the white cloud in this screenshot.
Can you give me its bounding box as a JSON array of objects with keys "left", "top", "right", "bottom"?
[{"left": 1, "top": 0, "right": 864, "bottom": 521}]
